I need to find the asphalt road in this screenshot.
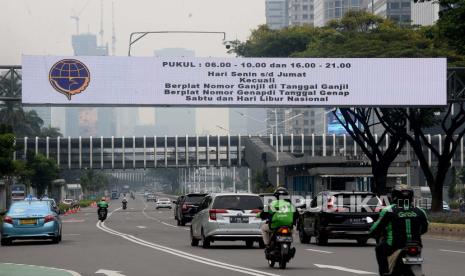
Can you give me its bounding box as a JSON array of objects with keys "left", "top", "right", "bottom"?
[{"left": 1, "top": 196, "right": 465, "bottom": 276}]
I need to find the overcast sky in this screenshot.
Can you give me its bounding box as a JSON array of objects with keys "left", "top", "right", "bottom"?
[{"left": 0, "top": 0, "right": 265, "bottom": 64}]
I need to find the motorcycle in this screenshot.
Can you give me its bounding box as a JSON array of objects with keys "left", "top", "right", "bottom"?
[
  {"left": 385, "top": 242, "right": 424, "bottom": 276},
  {"left": 98, "top": 207, "right": 108, "bottom": 222},
  {"left": 122, "top": 201, "right": 127, "bottom": 210},
  {"left": 266, "top": 226, "right": 296, "bottom": 269}
]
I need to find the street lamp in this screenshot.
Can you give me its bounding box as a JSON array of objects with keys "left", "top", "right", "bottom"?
[{"left": 128, "top": 31, "right": 227, "bottom": 56}]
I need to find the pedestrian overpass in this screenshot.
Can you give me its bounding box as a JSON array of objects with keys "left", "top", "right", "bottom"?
[{"left": 13, "top": 134, "right": 465, "bottom": 170}]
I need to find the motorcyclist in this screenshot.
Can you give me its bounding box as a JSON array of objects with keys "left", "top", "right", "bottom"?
[
  {"left": 97, "top": 197, "right": 109, "bottom": 209},
  {"left": 258, "top": 187, "right": 298, "bottom": 250},
  {"left": 370, "top": 185, "right": 429, "bottom": 276},
  {"left": 122, "top": 196, "right": 128, "bottom": 208}
]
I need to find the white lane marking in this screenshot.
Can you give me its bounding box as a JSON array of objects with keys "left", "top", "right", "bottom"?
[
  {"left": 440, "top": 249, "right": 465, "bottom": 254},
  {"left": 130, "top": 208, "right": 135, "bottom": 210},
  {"left": 314, "top": 264, "right": 376, "bottom": 275},
  {"left": 136, "top": 226, "right": 147, "bottom": 229},
  {"left": 2, "top": 263, "right": 82, "bottom": 276},
  {"left": 64, "top": 234, "right": 81, "bottom": 236},
  {"left": 96, "top": 269, "right": 126, "bottom": 276},
  {"left": 425, "top": 237, "right": 465, "bottom": 244},
  {"left": 305, "top": 249, "right": 333, "bottom": 254},
  {"left": 142, "top": 202, "right": 188, "bottom": 230},
  {"left": 96, "top": 218, "right": 280, "bottom": 276}
]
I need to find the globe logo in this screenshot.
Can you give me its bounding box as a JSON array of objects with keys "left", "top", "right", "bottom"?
[{"left": 49, "top": 59, "right": 90, "bottom": 100}]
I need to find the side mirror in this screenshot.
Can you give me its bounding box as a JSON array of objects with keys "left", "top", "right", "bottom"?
[{"left": 172, "top": 201, "right": 177, "bottom": 204}]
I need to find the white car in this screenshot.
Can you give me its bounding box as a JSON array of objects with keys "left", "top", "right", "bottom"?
[{"left": 156, "top": 198, "right": 172, "bottom": 209}]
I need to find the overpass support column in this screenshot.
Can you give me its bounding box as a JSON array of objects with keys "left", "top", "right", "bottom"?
[
  {"left": 186, "top": 135, "right": 189, "bottom": 166},
  {"left": 175, "top": 135, "right": 178, "bottom": 167},
  {"left": 143, "top": 136, "right": 147, "bottom": 169},
  {"left": 164, "top": 135, "right": 168, "bottom": 168},
  {"left": 247, "top": 168, "right": 251, "bottom": 193},
  {"left": 291, "top": 134, "right": 294, "bottom": 153},
  {"left": 154, "top": 136, "right": 157, "bottom": 168},
  {"left": 196, "top": 135, "right": 199, "bottom": 166},
  {"left": 24, "top": 137, "right": 28, "bottom": 160},
  {"left": 133, "top": 136, "right": 136, "bottom": 169},
  {"left": 100, "top": 136, "right": 104, "bottom": 169},
  {"left": 217, "top": 135, "right": 220, "bottom": 166},
  {"left": 89, "top": 136, "right": 93, "bottom": 169},
  {"left": 122, "top": 136, "right": 125, "bottom": 169},
  {"left": 111, "top": 136, "right": 114, "bottom": 170},
  {"left": 227, "top": 134, "right": 231, "bottom": 167},
  {"left": 57, "top": 137, "right": 60, "bottom": 167},
  {"left": 78, "top": 136, "right": 82, "bottom": 169},
  {"left": 238, "top": 135, "right": 241, "bottom": 167},
  {"left": 46, "top": 137, "right": 49, "bottom": 159},
  {"left": 206, "top": 135, "right": 210, "bottom": 166}
]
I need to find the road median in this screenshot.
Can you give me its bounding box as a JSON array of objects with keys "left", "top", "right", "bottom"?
[{"left": 426, "top": 222, "right": 465, "bottom": 241}]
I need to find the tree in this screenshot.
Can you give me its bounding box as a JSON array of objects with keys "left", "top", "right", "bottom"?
[
  {"left": 80, "top": 169, "right": 108, "bottom": 196},
  {"left": 0, "top": 124, "right": 16, "bottom": 207},
  {"left": 334, "top": 108, "right": 406, "bottom": 194},
  {"left": 431, "top": 0, "right": 465, "bottom": 55},
  {"left": 39, "top": 126, "right": 62, "bottom": 137},
  {"left": 231, "top": 10, "right": 465, "bottom": 208},
  {"left": 27, "top": 153, "right": 59, "bottom": 197}
]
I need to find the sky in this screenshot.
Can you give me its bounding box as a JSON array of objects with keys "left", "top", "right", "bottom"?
[
  {"left": 0, "top": 0, "right": 266, "bottom": 136},
  {"left": 0, "top": 0, "right": 265, "bottom": 64}
]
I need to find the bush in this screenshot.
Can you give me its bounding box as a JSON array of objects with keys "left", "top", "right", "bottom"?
[
  {"left": 429, "top": 212, "right": 465, "bottom": 224},
  {"left": 79, "top": 199, "right": 94, "bottom": 208},
  {"left": 449, "top": 200, "right": 460, "bottom": 209},
  {"left": 58, "top": 203, "right": 70, "bottom": 214}
]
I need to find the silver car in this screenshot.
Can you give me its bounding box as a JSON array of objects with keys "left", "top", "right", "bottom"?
[{"left": 190, "top": 193, "right": 264, "bottom": 248}]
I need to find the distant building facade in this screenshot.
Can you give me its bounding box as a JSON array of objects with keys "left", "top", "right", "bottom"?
[
  {"left": 411, "top": 0, "right": 440, "bottom": 26},
  {"left": 314, "top": 0, "right": 363, "bottom": 27},
  {"left": 288, "top": 0, "right": 315, "bottom": 26},
  {"left": 266, "top": 0, "right": 290, "bottom": 29},
  {"left": 367, "top": 0, "right": 412, "bottom": 24}
]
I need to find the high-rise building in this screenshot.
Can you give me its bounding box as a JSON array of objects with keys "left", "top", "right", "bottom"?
[
  {"left": 289, "top": 0, "right": 315, "bottom": 26},
  {"left": 314, "top": 0, "right": 363, "bottom": 27},
  {"left": 266, "top": 0, "right": 290, "bottom": 29},
  {"left": 411, "top": 0, "right": 439, "bottom": 26},
  {"left": 67, "top": 33, "right": 116, "bottom": 137},
  {"left": 367, "top": 0, "right": 412, "bottom": 24}
]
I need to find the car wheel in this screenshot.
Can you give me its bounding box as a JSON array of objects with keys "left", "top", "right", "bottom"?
[
  {"left": 279, "top": 260, "right": 287, "bottom": 269},
  {"left": 356, "top": 238, "right": 368, "bottom": 246},
  {"left": 176, "top": 219, "right": 181, "bottom": 226},
  {"left": 180, "top": 219, "right": 186, "bottom": 226},
  {"left": 190, "top": 226, "right": 199, "bottom": 247},
  {"left": 299, "top": 224, "right": 311, "bottom": 244},
  {"left": 315, "top": 229, "right": 327, "bottom": 246},
  {"left": 52, "top": 236, "right": 60, "bottom": 244},
  {"left": 201, "top": 229, "right": 211, "bottom": 248},
  {"left": 245, "top": 240, "right": 254, "bottom": 248},
  {"left": 268, "top": 260, "right": 275, "bottom": 268},
  {"left": 1, "top": 238, "right": 12, "bottom": 246},
  {"left": 258, "top": 240, "right": 266, "bottom": 249}
]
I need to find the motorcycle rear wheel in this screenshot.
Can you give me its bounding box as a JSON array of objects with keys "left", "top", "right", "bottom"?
[{"left": 268, "top": 260, "right": 275, "bottom": 268}]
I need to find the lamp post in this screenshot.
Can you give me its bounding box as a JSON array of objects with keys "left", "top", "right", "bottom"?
[{"left": 128, "top": 31, "right": 227, "bottom": 56}]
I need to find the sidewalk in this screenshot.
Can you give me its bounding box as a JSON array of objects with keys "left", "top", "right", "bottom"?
[{"left": 0, "top": 263, "right": 81, "bottom": 276}]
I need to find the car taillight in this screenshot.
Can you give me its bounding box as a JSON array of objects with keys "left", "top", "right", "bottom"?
[
  {"left": 251, "top": 209, "right": 261, "bottom": 213},
  {"left": 327, "top": 196, "right": 335, "bottom": 210},
  {"left": 182, "top": 204, "right": 188, "bottom": 210},
  {"left": 3, "top": 216, "right": 13, "bottom": 224},
  {"left": 407, "top": 246, "right": 419, "bottom": 255},
  {"left": 209, "top": 209, "right": 227, "bottom": 220},
  {"left": 44, "top": 215, "right": 55, "bottom": 223},
  {"left": 278, "top": 227, "right": 290, "bottom": 235}
]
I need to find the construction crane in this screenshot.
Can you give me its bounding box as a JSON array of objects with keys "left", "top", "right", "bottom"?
[
  {"left": 112, "top": 1, "right": 117, "bottom": 55},
  {"left": 70, "top": 0, "right": 91, "bottom": 35}
]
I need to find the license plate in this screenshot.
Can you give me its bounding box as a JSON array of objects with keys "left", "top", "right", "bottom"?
[
  {"left": 20, "top": 219, "right": 37, "bottom": 225},
  {"left": 276, "top": 236, "right": 293, "bottom": 242},
  {"left": 349, "top": 218, "right": 364, "bottom": 224},
  {"left": 402, "top": 257, "right": 423, "bottom": 264},
  {"left": 230, "top": 217, "right": 249, "bottom": 223}
]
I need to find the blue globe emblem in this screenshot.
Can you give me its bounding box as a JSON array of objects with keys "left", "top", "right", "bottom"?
[{"left": 49, "top": 59, "right": 90, "bottom": 100}]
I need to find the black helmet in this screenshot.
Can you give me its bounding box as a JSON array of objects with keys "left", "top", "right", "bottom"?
[
  {"left": 273, "top": 187, "right": 289, "bottom": 200},
  {"left": 391, "top": 185, "right": 414, "bottom": 206}
]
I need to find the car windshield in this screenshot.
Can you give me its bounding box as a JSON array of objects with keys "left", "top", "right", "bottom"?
[
  {"left": 159, "top": 198, "right": 169, "bottom": 202},
  {"left": 8, "top": 202, "right": 50, "bottom": 216},
  {"left": 212, "top": 195, "right": 263, "bottom": 210},
  {"left": 185, "top": 195, "right": 206, "bottom": 204}
]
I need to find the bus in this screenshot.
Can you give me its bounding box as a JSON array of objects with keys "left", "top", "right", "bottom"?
[{"left": 11, "top": 184, "right": 26, "bottom": 201}]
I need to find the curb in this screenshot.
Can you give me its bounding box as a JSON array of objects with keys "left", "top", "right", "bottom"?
[{"left": 426, "top": 223, "right": 465, "bottom": 241}]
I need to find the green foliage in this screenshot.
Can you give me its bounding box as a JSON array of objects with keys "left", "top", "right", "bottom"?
[
  {"left": 28, "top": 154, "right": 59, "bottom": 197},
  {"left": 78, "top": 199, "right": 94, "bottom": 208},
  {"left": 252, "top": 170, "right": 274, "bottom": 193},
  {"left": 0, "top": 126, "right": 16, "bottom": 177},
  {"left": 80, "top": 169, "right": 109, "bottom": 194},
  {"left": 436, "top": 0, "right": 465, "bottom": 55}
]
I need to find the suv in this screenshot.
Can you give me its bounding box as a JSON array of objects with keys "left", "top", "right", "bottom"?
[
  {"left": 298, "top": 191, "right": 381, "bottom": 246},
  {"left": 173, "top": 193, "right": 207, "bottom": 226},
  {"left": 146, "top": 193, "right": 157, "bottom": 202},
  {"left": 190, "top": 193, "right": 264, "bottom": 248}
]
